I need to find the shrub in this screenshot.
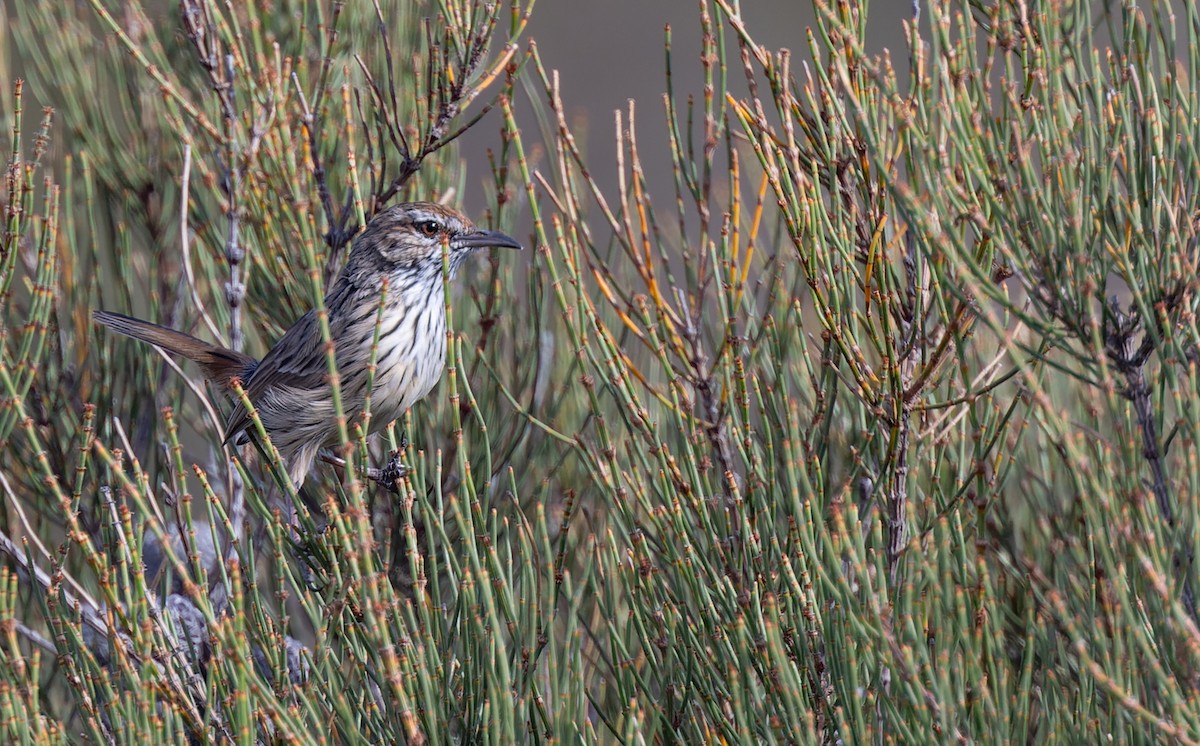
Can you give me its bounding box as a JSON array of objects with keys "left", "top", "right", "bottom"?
[{"left": 2, "top": 0, "right": 1199, "bottom": 743}]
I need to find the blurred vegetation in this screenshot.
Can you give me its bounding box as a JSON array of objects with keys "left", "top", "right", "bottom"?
[{"left": 3, "top": 0, "right": 1200, "bottom": 743}]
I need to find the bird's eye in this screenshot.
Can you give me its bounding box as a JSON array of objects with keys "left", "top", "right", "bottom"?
[{"left": 416, "top": 220, "right": 442, "bottom": 237}]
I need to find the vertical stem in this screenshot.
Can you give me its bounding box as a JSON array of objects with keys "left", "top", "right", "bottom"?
[
  {"left": 222, "top": 53, "right": 245, "bottom": 353},
  {"left": 888, "top": 409, "right": 910, "bottom": 587},
  {"left": 218, "top": 48, "right": 247, "bottom": 548},
  {"left": 1125, "top": 364, "right": 1194, "bottom": 614}
]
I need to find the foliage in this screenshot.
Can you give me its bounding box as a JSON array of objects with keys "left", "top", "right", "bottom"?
[{"left": 2, "top": 0, "right": 1200, "bottom": 743}]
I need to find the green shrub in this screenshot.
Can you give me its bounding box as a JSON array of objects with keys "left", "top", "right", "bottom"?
[{"left": 3, "top": 0, "right": 1200, "bottom": 743}]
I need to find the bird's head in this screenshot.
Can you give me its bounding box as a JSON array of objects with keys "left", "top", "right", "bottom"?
[{"left": 354, "top": 202, "right": 523, "bottom": 278}]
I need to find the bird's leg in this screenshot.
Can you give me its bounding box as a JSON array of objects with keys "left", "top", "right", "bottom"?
[
  {"left": 319, "top": 449, "right": 408, "bottom": 494},
  {"left": 319, "top": 451, "right": 351, "bottom": 482}
]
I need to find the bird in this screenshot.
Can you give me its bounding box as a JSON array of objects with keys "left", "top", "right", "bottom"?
[{"left": 94, "top": 202, "right": 523, "bottom": 488}]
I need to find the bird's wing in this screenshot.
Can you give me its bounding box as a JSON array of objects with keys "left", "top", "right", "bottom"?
[{"left": 222, "top": 310, "right": 329, "bottom": 443}]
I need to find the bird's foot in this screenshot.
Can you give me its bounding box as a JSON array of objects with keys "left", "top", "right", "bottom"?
[
  {"left": 365, "top": 450, "right": 409, "bottom": 494},
  {"left": 319, "top": 450, "right": 409, "bottom": 494}
]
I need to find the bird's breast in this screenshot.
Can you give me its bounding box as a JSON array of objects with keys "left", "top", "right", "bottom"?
[{"left": 360, "top": 293, "right": 447, "bottom": 428}]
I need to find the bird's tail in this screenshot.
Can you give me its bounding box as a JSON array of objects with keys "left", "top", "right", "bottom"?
[{"left": 93, "top": 310, "right": 257, "bottom": 388}]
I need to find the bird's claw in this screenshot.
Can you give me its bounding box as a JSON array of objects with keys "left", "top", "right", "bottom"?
[
  {"left": 319, "top": 449, "right": 409, "bottom": 494},
  {"left": 365, "top": 450, "right": 409, "bottom": 494}
]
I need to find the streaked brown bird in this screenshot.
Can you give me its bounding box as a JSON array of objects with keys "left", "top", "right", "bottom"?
[{"left": 95, "top": 202, "right": 522, "bottom": 487}]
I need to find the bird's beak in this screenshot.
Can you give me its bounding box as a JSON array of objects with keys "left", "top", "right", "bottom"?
[{"left": 453, "top": 228, "right": 524, "bottom": 251}]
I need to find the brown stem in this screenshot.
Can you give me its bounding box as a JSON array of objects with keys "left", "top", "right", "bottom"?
[{"left": 1125, "top": 366, "right": 1172, "bottom": 525}]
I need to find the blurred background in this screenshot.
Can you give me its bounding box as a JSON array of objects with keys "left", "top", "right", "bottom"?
[
  {"left": 5, "top": 0, "right": 924, "bottom": 215},
  {"left": 464, "top": 1, "right": 914, "bottom": 212}
]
